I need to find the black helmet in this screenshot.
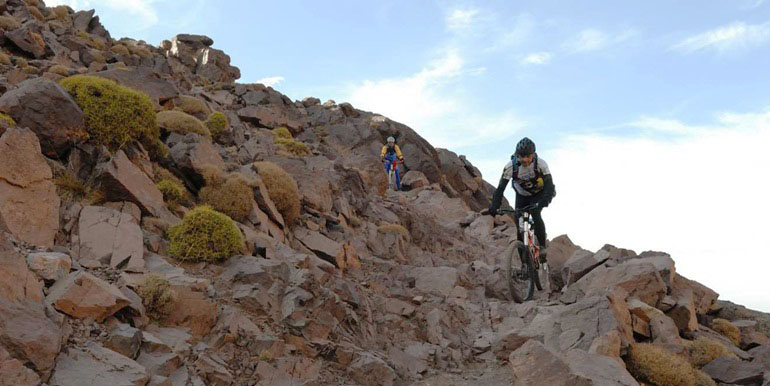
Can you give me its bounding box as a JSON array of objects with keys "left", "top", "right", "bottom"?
[{"left": 516, "top": 137, "right": 536, "bottom": 156}]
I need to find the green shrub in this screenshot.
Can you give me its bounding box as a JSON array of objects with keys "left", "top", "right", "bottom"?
[
  {"left": 252, "top": 161, "right": 300, "bottom": 226},
  {"left": 23, "top": 66, "right": 39, "bottom": 75},
  {"left": 156, "top": 110, "right": 210, "bottom": 137},
  {"left": 711, "top": 319, "right": 740, "bottom": 346},
  {"left": 199, "top": 172, "right": 254, "bottom": 222},
  {"left": 0, "top": 113, "right": 16, "bottom": 126},
  {"left": 377, "top": 223, "right": 409, "bottom": 237},
  {"left": 275, "top": 137, "right": 311, "bottom": 157},
  {"left": 157, "top": 179, "right": 186, "bottom": 203},
  {"left": 110, "top": 44, "right": 130, "bottom": 55},
  {"left": 137, "top": 274, "right": 174, "bottom": 320},
  {"left": 176, "top": 95, "right": 210, "bottom": 116},
  {"left": 59, "top": 75, "right": 159, "bottom": 153},
  {"left": 687, "top": 338, "right": 737, "bottom": 367},
  {"left": 626, "top": 343, "right": 696, "bottom": 386},
  {"left": 168, "top": 205, "right": 245, "bottom": 262},
  {"left": 47, "top": 64, "right": 71, "bottom": 76},
  {"left": 205, "top": 112, "right": 228, "bottom": 137},
  {"left": 273, "top": 127, "right": 292, "bottom": 139},
  {"left": 0, "top": 15, "right": 21, "bottom": 30}
]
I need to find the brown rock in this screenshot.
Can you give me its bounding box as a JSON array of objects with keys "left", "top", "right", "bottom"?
[
  {"left": 565, "top": 349, "right": 639, "bottom": 385},
  {"left": 561, "top": 249, "right": 610, "bottom": 287},
  {"left": 508, "top": 340, "right": 592, "bottom": 386},
  {"left": 0, "top": 127, "right": 60, "bottom": 247},
  {"left": 0, "top": 77, "right": 87, "bottom": 158},
  {"left": 295, "top": 228, "right": 344, "bottom": 267},
  {"left": 46, "top": 271, "right": 131, "bottom": 322},
  {"left": 401, "top": 170, "right": 429, "bottom": 190},
  {"left": 105, "top": 322, "right": 142, "bottom": 359},
  {"left": 98, "top": 151, "right": 167, "bottom": 217},
  {"left": 701, "top": 356, "right": 765, "bottom": 385},
  {"left": 160, "top": 286, "right": 216, "bottom": 337},
  {"left": 137, "top": 351, "right": 181, "bottom": 378},
  {"left": 6, "top": 21, "right": 46, "bottom": 59},
  {"left": 0, "top": 238, "right": 43, "bottom": 303},
  {"left": 50, "top": 343, "right": 149, "bottom": 386},
  {"left": 251, "top": 174, "right": 285, "bottom": 228},
  {"left": 673, "top": 273, "right": 719, "bottom": 314},
  {"left": 412, "top": 266, "right": 459, "bottom": 297},
  {"left": 77, "top": 204, "right": 144, "bottom": 270},
  {"left": 650, "top": 314, "right": 684, "bottom": 349},
  {"left": 347, "top": 352, "right": 397, "bottom": 386},
  {"left": 0, "top": 300, "right": 62, "bottom": 374},
  {"left": 169, "top": 134, "right": 226, "bottom": 188},
  {"left": 236, "top": 104, "right": 305, "bottom": 131},
  {"left": 26, "top": 252, "right": 71, "bottom": 282},
  {"left": 95, "top": 67, "right": 179, "bottom": 105},
  {"left": 194, "top": 351, "right": 232, "bottom": 386},
  {"left": 667, "top": 285, "right": 699, "bottom": 333},
  {"left": 0, "top": 346, "right": 41, "bottom": 386}
]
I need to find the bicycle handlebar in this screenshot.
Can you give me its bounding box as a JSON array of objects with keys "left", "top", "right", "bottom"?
[{"left": 498, "top": 203, "right": 539, "bottom": 216}]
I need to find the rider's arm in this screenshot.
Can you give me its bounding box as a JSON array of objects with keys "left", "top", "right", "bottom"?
[
  {"left": 395, "top": 145, "right": 403, "bottom": 160},
  {"left": 490, "top": 177, "right": 510, "bottom": 213},
  {"left": 380, "top": 145, "right": 387, "bottom": 158},
  {"left": 541, "top": 174, "right": 555, "bottom": 204}
]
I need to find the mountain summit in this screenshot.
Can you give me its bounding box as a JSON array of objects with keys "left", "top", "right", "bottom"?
[{"left": 0, "top": 1, "right": 767, "bottom": 385}]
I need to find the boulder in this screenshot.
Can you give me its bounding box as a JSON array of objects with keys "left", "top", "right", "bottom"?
[
  {"left": 46, "top": 271, "right": 131, "bottom": 322},
  {"left": 666, "top": 285, "right": 699, "bottom": 333},
  {"left": 564, "top": 349, "right": 639, "bottom": 386},
  {"left": 508, "top": 340, "right": 592, "bottom": 386},
  {"left": 193, "top": 351, "right": 232, "bottom": 386},
  {"left": 0, "top": 77, "right": 87, "bottom": 158},
  {"left": 295, "top": 228, "right": 344, "bottom": 267},
  {"left": 105, "top": 322, "right": 142, "bottom": 359},
  {"left": 561, "top": 249, "right": 609, "bottom": 287},
  {"left": 465, "top": 215, "right": 494, "bottom": 240},
  {"left": 673, "top": 273, "right": 719, "bottom": 314},
  {"left": 0, "top": 238, "right": 43, "bottom": 303},
  {"left": 95, "top": 67, "right": 179, "bottom": 105},
  {"left": 160, "top": 286, "right": 216, "bottom": 337},
  {"left": 50, "top": 343, "right": 149, "bottom": 386},
  {"left": 0, "top": 127, "right": 60, "bottom": 247},
  {"left": 236, "top": 104, "right": 305, "bottom": 131},
  {"left": 401, "top": 170, "right": 429, "bottom": 190},
  {"left": 0, "top": 300, "right": 62, "bottom": 374},
  {"left": 26, "top": 252, "right": 71, "bottom": 282},
  {"left": 562, "top": 255, "right": 672, "bottom": 307},
  {"left": 137, "top": 351, "right": 181, "bottom": 378},
  {"left": 77, "top": 204, "right": 144, "bottom": 270},
  {"left": 6, "top": 21, "right": 47, "bottom": 58},
  {"left": 98, "top": 151, "right": 167, "bottom": 217},
  {"left": 701, "top": 356, "right": 765, "bottom": 385},
  {"left": 347, "top": 352, "right": 397, "bottom": 386},
  {"left": 169, "top": 133, "right": 226, "bottom": 188},
  {"left": 0, "top": 346, "right": 40, "bottom": 386}
]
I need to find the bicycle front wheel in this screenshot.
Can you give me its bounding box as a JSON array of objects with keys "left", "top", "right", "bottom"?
[
  {"left": 388, "top": 170, "right": 395, "bottom": 191},
  {"left": 506, "top": 241, "right": 535, "bottom": 302}
]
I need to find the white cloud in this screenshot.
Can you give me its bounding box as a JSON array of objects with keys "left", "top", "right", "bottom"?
[
  {"left": 672, "top": 21, "right": 770, "bottom": 53},
  {"left": 542, "top": 108, "right": 770, "bottom": 312},
  {"left": 563, "top": 28, "right": 637, "bottom": 53},
  {"left": 257, "top": 76, "right": 285, "bottom": 87},
  {"left": 346, "top": 49, "right": 525, "bottom": 149},
  {"left": 446, "top": 8, "right": 480, "bottom": 31},
  {"left": 520, "top": 52, "right": 552, "bottom": 65},
  {"left": 46, "top": 0, "right": 159, "bottom": 30}
]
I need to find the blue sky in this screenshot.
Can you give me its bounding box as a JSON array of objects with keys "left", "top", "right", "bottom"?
[{"left": 50, "top": 0, "right": 770, "bottom": 311}]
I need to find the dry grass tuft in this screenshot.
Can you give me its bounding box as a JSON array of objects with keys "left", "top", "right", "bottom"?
[
  {"left": 199, "top": 172, "right": 254, "bottom": 223},
  {"left": 694, "top": 369, "right": 717, "bottom": 386},
  {"left": 157, "top": 110, "right": 210, "bottom": 137},
  {"left": 626, "top": 343, "right": 697, "bottom": 386},
  {"left": 137, "top": 274, "right": 175, "bottom": 320},
  {"left": 110, "top": 44, "right": 130, "bottom": 55},
  {"left": 47, "top": 64, "right": 71, "bottom": 76},
  {"left": 377, "top": 223, "right": 409, "bottom": 237},
  {"left": 175, "top": 95, "right": 210, "bottom": 117},
  {"left": 0, "top": 15, "right": 21, "bottom": 30},
  {"left": 252, "top": 161, "right": 300, "bottom": 226},
  {"left": 687, "top": 338, "right": 737, "bottom": 367},
  {"left": 167, "top": 205, "right": 245, "bottom": 262},
  {"left": 28, "top": 6, "right": 45, "bottom": 22},
  {"left": 53, "top": 168, "right": 103, "bottom": 204},
  {"left": 711, "top": 319, "right": 741, "bottom": 346}
]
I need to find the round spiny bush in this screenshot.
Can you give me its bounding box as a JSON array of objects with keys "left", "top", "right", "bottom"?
[
  {"left": 137, "top": 274, "right": 175, "bottom": 320},
  {"left": 252, "top": 161, "right": 300, "bottom": 226},
  {"left": 0, "top": 52, "right": 10, "bottom": 66},
  {"left": 711, "top": 319, "right": 741, "bottom": 346},
  {"left": 28, "top": 6, "right": 45, "bottom": 21},
  {"left": 176, "top": 95, "right": 211, "bottom": 117},
  {"left": 688, "top": 338, "right": 736, "bottom": 367},
  {"left": 59, "top": 75, "right": 159, "bottom": 152},
  {"left": 273, "top": 127, "right": 292, "bottom": 139},
  {"left": 14, "top": 57, "right": 28, "bottom": 67},
  {"left": 626, "top": 343, "right": 696, "bottom": 386},
  {"left": 694, "top": 369, "right": 717, "bottom": 386},
  {"left": 199, "top": 174, "right": 254, "bottom": 222},
  {"left": 205, "top": 112, "right": 228, "bottom": 137},
  {"left": 110, "top": 44, "right": 130, "bottom": 55},
  {"left": 0, "top": 15, "right": 21, "bottom": 30},
  {"left": 128, "top": 44, "right": 152, "bottom": 57},
  {"left": 274, "top": 137, "right": 311, "bottom": 157},
  {"left": 52, "top": 5, "right": 71, "bottom": 20},
  {"left": 156, "top": 179, "right": 186, "bottom": 204},
  {"left": 156, "top": 110, "right": 210, "bottom": 137},
  {"left": 23, "top": 66, "right": 39, "bottom": 75},
  {"left": 167, "top": 205, "right": 245, "bottom": 262}
]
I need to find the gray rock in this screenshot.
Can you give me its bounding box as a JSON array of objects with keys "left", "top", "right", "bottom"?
[{"left": 50, "top": 343, "right": 149, "bottom": 386}]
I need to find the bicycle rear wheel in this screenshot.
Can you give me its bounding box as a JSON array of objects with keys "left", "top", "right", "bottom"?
[{"left": 506, "top": 241, "right": 535, "bottom": 302}]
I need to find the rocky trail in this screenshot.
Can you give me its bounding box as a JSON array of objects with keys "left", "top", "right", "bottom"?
[{"left": 0, "top": 1, "right": 768, "bottom": 385}]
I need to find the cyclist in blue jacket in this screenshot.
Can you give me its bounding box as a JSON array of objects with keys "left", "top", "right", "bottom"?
[{"left": 489, "top": 137, "right": 556, "bottom": 251}]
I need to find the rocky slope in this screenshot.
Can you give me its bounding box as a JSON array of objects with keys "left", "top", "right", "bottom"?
[{"left": 0, "top": 1, "right": 768, "bottom": 385}]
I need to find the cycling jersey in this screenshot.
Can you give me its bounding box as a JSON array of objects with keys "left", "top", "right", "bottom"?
[
  {"left": 381, "top": 144, "right": 403, "bottom": 159},
  {"left": 502, "top": 156, "right": 551, "bottom": 196}
]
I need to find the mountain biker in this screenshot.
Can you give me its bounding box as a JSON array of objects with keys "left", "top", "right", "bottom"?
[
  {"left": 381, "top": 136, "right": 404, "bottom": 190},
  {"left": 489, "top": 137, "right": 555, "bottom": 256}
]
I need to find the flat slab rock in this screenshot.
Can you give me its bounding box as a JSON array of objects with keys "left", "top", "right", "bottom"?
[
  {"left": 46, "top": 270, "right": 131, "bottom": 322},
  {"left": 50, "top": 343, "right": 149, "bottom": 386},
  {"left": 701, "top": 356, "right": 765, "bottom": 385}
]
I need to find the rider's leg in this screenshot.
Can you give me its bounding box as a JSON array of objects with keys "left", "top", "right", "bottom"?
[
  {"left": 395, "top": 167, "right": 401, "bottom": 190},
  {"left": 514, "top": 193, "right": 535, "bottom": 243}
]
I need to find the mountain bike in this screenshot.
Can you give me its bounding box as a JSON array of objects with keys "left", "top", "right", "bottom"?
[
  {"left": 499, "top": 204, "right": 549, "bottom": 302},
  {"left": 385, "top": 158, "right": 401, "bottom": 191}
]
